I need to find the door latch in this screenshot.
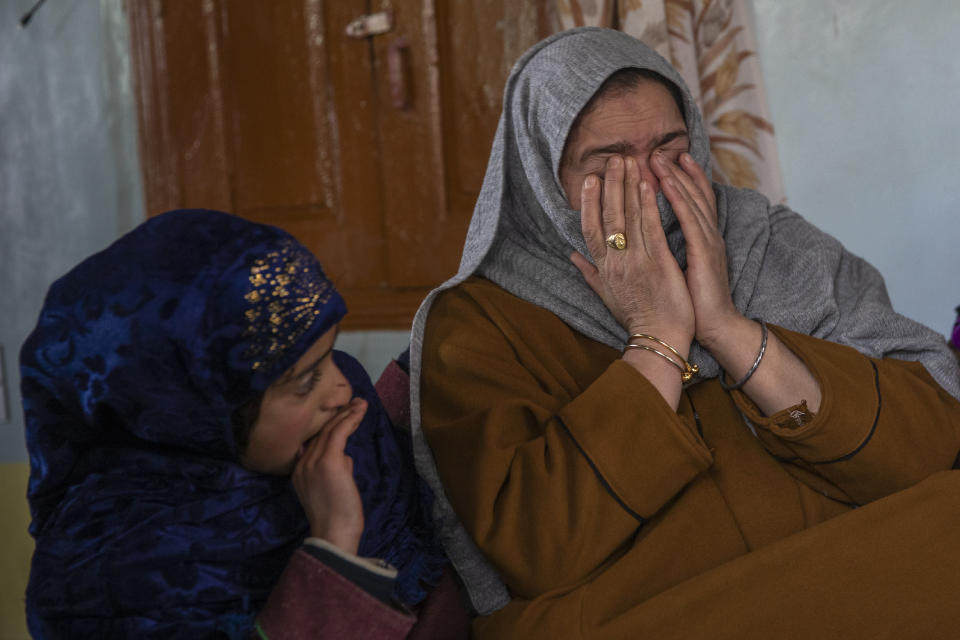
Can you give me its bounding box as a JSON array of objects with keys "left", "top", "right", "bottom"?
[{"left": 345, "top": 11, "right": 393, "bottom": 38}]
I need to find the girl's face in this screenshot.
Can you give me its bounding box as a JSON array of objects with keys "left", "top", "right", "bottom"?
[{"left": 241, "top": 325, "right": 352, "bottom": 475}]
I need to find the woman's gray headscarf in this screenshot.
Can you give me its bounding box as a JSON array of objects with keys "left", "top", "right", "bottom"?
[{"left": 409, "top": 27, "right": 960, "bottom": 615}]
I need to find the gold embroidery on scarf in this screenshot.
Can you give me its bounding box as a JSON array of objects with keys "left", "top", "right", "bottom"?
[{"left": 241, "top": 240, "right": 334, "bottom": 371}]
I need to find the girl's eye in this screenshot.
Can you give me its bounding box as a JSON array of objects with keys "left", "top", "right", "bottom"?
[{"left": 298, "top": 369, "right": 323, "bottom": 395}]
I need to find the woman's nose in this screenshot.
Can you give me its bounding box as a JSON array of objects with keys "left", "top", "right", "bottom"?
[{"left": 633, "top": 155, "right": 661, "bottom": 192}]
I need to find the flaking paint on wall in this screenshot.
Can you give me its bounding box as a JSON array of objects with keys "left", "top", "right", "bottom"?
[{"left": 0, "top": 0, "right": 145, "bottom": 462}]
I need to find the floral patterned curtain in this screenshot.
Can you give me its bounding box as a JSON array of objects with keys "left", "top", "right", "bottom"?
[{"left": 552, "top": 0, "right": 786, "bottom": 204}]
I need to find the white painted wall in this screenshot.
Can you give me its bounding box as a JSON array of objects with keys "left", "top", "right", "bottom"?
[
  {"left": 0, "top": 0, "right": 145, "bottom": 462},
  {"left": 750, "top": 0, "right": 960, "bottom": 337},
  {"left": 338, "top": 330, "right": 410, "bottom": 381}
]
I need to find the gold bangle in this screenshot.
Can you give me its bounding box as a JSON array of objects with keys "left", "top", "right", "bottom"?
[
  {"left": 629, "top": 334, "right": 687, "bottom": 361},
  {"left": 625, "top": 343, "right": 684, "bottom": 375},
  {"left": 625, "top": 340, "right": 700, "bottom": 383}
]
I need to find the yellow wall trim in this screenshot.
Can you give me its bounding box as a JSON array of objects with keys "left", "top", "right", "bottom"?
[{"left": 0, "top": 463, "right": 32, "bottom": 640}]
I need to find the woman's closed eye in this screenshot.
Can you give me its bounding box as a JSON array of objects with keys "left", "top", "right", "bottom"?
[{"left": 657, "top": 142, "right": 688, "bottom": 161}]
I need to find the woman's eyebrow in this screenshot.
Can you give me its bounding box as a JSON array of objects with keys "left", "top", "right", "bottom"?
[
  {"left": 654, "top": 129, "right": 689, "bottom": 147},
  {"left": 579, "top": 140, "right": 636, "bottom": 164}
]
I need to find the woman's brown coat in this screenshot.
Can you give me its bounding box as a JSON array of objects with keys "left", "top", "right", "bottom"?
[{"left": 422, "top": 277, "right": 960, "bottom": 638}]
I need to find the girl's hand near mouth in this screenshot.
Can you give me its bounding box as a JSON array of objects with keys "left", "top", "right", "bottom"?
[{"left": 292, "top": 397, "right": 368, "bottom": 554}]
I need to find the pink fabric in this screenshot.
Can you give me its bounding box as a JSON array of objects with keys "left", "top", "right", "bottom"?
[
  {"left": 375, "top": 360, "right": 411, "bottom": 430},
  {"left": 408, "top": 569, "right": 472, "bottom": 640},
  {"left": 257, "top": 549, "right": 415, "bottom": 639},
  {"left": 257, "top": 552, "right": 472, "bottom": 639},
  {"left": 950, "top": 307, "right": 959, "bottom": 350}
]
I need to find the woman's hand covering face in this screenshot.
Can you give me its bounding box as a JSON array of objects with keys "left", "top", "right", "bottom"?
[
  {"left": 563, "top": 78, "right": 744, "bottom": 351},
  {"left": 651, "top": 151, "right": 741, "bottom": 348},
  {"left": 570, "top": 154, "right": 695, "bottom": 351}
]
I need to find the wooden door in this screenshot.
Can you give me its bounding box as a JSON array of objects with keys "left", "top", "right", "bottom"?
[{"left": 128, "top": 0, "right": 549, "bottom": 329}]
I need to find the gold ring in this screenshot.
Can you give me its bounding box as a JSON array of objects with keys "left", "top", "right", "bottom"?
[{"left": 606, "top": 232, "right": 627, "bottom": 250}]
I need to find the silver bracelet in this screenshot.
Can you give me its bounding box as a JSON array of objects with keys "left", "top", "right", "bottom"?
[{"left": 719, "top": 319, "right": 767, "bottom": 391}]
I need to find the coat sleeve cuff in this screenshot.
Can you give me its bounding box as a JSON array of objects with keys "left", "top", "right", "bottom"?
[
  {"left": 301, "top": 538, "right": 398, "bottom": 604},
  {"left": 730, "top": 325, "right": 879, "bottom": 463},
  {"left": 256, "top": 547, "right": 414, "bottom": 639}
]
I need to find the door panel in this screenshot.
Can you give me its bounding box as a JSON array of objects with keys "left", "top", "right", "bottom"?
[
  {"left": 372, "top": 0, "right": 547, "bottom": 287},
  {"left": 223, "top": 0, "right": 332, "bottom": 212}
]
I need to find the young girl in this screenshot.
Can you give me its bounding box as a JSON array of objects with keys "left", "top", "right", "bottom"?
[{"left": 21, "top": 210, "right": 466, "bottom": 638}]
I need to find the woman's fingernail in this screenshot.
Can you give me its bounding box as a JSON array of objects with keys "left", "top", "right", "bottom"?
[
  {"left": 608, "top": 156, "right": 622, "bottom": 168},
  {"left": 585, "top": 175, "right": 597, "bottom": 188}
]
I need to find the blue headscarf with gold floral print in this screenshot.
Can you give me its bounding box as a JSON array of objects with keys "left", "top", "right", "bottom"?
[{"left": 21, "top": 210, "right": 443, "bottom": 638}]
